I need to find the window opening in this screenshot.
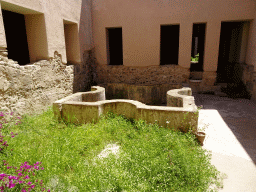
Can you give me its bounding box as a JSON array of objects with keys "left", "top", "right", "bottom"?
[
  {"left": 190, "top": 23, "right": 206, "bottom": 72},
  {"left": 106, "top": 27, "right": 123, "bottom": 65},
  {"left": 2, "top": 9, "right": 30, "bottom": 65},
  {"left": 160, "top": 25, "right": 180, "bottom": 65}
]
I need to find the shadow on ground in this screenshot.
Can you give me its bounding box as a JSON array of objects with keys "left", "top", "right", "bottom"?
[{"left": 194, "top": 93, "right": 256, "bottom": 164}]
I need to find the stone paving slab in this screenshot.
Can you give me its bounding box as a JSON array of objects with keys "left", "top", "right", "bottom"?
[
  {"left": 195, "top": 94, "right": 256, "bottom": 191},
  {"left": 199, "top": 109, "right": 254, "bottom": 161},
  {"left": 210, "top": 152, "right": 256, "bottom": 192}
]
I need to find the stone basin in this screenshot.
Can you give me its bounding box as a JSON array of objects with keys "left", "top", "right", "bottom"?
[{"left": 53, "top": 86, "right": 198, "bottom": 133}]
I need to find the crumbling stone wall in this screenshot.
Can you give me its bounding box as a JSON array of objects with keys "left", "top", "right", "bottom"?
[{"left": 0, "top": 52, "right": 74, "bottom": 115}]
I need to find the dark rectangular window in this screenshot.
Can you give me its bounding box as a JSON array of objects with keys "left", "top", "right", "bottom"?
[
  {"left": 106, "top": 27, "right": 123, "bottom": 65},
  {"left": 2, "top": 9, "right": 30, "bottom": 65},
  {"left": 160, "top": 25, "right": 180, "bottom": 65},
  {"left": 190, "top": 23, "right": 206, "bottom": 72}
]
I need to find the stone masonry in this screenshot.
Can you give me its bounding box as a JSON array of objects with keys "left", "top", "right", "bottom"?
[
  {"left": 241, "top": 63, "right": 256, "bottom": 99},
  {"left": 1, "top": 48, "right": 256, "bottom": 116},
  {"left": 0, "top": 51, "right": 74, "bottom": 115},
  {"left": 96, "top": 64, "right": 190, "bottom": 86}
]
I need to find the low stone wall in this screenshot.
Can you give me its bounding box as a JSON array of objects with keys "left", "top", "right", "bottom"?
[
  {"left": 167, "top": 88, "right": 196, "bottom": 109},
  {"left": 96, "top": 64, "right": 190, "bottom": 85},
  {"left": 0, "top": 52, "right": 74, "bottom": 115},
  {"left": 188, "top": 71, "right": 217, "bottom": 93},
  {"left": 95, "top": 63, "right": 221, "bottom": 94},
  {"left": 99, "top": 83, "right": 181, "bottom": 105},
  {"left": 53, "top": 86, "right": 198, "bottom": 133},
  {"left": 82, "top": 86, "right": 105, "bottom": 102}
]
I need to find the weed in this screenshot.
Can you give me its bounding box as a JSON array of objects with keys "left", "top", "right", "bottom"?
[{"left": 0, "top": 109, "right": 224, "bottom": 191}]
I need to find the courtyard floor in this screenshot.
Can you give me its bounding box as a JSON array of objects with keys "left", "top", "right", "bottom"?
[{"left": 194, "top": 94, "right": 256, "bottom": 191}]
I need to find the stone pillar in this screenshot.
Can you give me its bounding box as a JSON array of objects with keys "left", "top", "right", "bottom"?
[
  {"left": 204, "top": 20, "right": 221, "bottom": 72},
  {"left": 0, "top": 46, "right": 8, "bottom": 61},
  {"left": 179, "top": 21, "right": 193, "bottom": 69},
  {"left": 201, "top": 20, "right": 221, "bottom": 89},
  {"left": 251, "top": 72, "right": 256, "bottom": 100},
  {"left": 0, "top": 4, "right": 7, "bottom": 54},
  {"left": 245, "top": 17, "right": 256, "bottom": 100},
  {"left": 0, "top": 46, "right": 7, "bottom": 56},
  {"left": 239, "top": 22, "right": 250, "bottom": 63},
  {"left": 201, "top": 71, "right": 217, "bottom": 91},
  {"left": 246, "top": 19, "right": 256, "bottom": 71}
]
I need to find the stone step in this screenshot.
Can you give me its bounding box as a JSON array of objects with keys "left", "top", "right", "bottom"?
[
  {"left": 216, "top": 83, "right": 228, "bottom": 88},
  {"left": 182, "top": 83, "right": 190, "bottom": 87},
  {"left": 214, "top": 91, "right": 228, "bottom": 97}
]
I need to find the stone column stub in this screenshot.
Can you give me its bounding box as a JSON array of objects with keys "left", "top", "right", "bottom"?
[
  {"left": 0, "top": 46, "right": 8, "bottom": 57},
  {"left": 0, "top": 46, "right": 8, "bottom": 62}
]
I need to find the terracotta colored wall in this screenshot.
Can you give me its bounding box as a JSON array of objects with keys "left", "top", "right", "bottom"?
[
  {"left": 64, "top": 23, "right": 81, "bottom": 64},
  {"left": 0, "top": 0, "right": 93, "bottom": 64},
  {"left": 92, "top": 0, "right": 256, "bottom": 72},
  {"left": 246, "top": 13, "right": 256, "bottom": 71},
  {"left": 79, "top": 0, "right": 93, "bottom": 55},
  {"left": 25, "top": 14, "right": 48, "bottom": 62},
  {"left": 240, "top": 22, "right": 250, "bottom": 63},
  {"left": 245, "top": 11, "right": 256, "bottom": 99},
  {"left": 0, "top": 0, "right": 42, "bottom": 14}
]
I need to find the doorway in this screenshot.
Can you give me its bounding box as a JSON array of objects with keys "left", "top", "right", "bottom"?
[
  {"left": 217, "top": 21, "right": 251, "bottom": 98},
  {"left": 106, "top": 27, "right": 123, "bottom": 65},
  {"left": 160, "top": 24, "right": 180, "bottom": 65},
  {"left": 217, "top": 21, "right": 246, "bottom": 83}
]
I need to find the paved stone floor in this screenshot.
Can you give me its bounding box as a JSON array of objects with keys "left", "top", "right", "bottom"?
[{"left": 194, "top": 94, "right": 256, "bottom": 191}]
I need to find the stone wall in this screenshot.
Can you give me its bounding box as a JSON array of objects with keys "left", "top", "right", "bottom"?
[
  {"left": 241, "top": 63, "right": 256, "bottom": 99},
  {"left": 53, "top": 86, "right": 198, "bottom": 133},
  {"left": 73, "top": 50, "right": 97, "bottom": 93},
  {"left": 99, "top": 83, "right": 181, "bottom": 105},
  {"left": 96, "top": 64, "right": 190, "bottom": 86},
  {"left": 0, "top": 52, "right": 74, "bottom": 115},
  {"left": 167, "top": 88, "right": 196, "bottom": 109},
  {"left": 200, "top": 71, "right": 217, "bottom": 91}
]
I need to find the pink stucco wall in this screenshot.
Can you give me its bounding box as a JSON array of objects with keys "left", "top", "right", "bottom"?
[
  {"left": 0, "top": 0, "right": 256, "bottom": 98},
  {"left": 0, "top": 0, "right": 93, "bottom": 64},
  {"left": 92, "top": 0, "right": 256, "bottom": 72},
  {"left": 246, "top": 13, "right": 256, "bottom": 68},
  {"left": 0, "top": 0, "right": 255, "bottom": 70}
]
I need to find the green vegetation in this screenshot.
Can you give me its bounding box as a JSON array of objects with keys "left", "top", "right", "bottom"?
[
  {"left": 191, "top": 53, "right": 199, "bottom": 62},
  {"left": 1, "top": 108, "right": 224, "bottom": 191}
]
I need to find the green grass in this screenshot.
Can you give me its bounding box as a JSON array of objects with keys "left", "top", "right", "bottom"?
[{"left": 1, "top": 108, "right": 224, "bottom": 191}]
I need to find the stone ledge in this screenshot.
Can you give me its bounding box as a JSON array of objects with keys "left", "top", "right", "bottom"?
[
  {"left": 100, "top": 83, "right": 181, "bottom": 105},
  {"left": 0, "top": 52, "right": 74, "bottom": 115},
  {"left": 53, "top": 86, "right": 198, "bottom": 133},
  {"left": 167, "top": 87, "right": 197, "bottom": 110}
]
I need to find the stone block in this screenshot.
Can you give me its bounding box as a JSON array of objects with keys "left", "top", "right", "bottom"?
[{"left": 0, "top": 52, "right": 75, "bottom": 115}]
